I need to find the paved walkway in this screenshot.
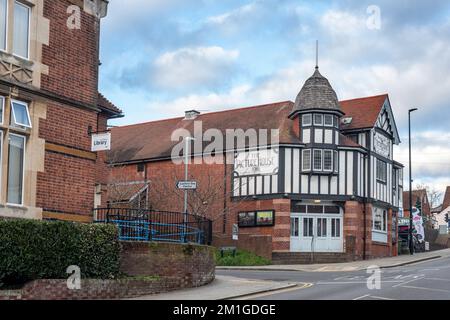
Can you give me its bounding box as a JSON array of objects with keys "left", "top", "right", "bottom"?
[
  {"left": 130, "top": 275, "right": 297, "bottom": 300},
  {"left": 216, "top": 249, "right": 450, "bottom": 272}
]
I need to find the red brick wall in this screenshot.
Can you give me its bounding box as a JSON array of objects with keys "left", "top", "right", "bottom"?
[
  {"left": 36, "top": 152, "right": 95, "bottom": 216},
  {"left": 120, "top": 242, "right": 215, "bottom": 288},
  {"left": 35, "top": 1, "right": 113, "bottom": 217},
  {"left": 41, "top": 0, "right": 99, "bottom": 105}
]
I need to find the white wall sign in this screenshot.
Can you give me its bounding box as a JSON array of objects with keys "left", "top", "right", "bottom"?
[
  {"left": 234, "top": 148, "right": 278, "bottom": 176},
  {"left": 373, "top": 132, "right": 390, "bottom": 158},
  {"left": 91, "top": 132, "right": 111, "bottom": 152}
]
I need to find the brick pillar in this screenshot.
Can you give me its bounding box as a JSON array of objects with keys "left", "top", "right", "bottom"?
[
  {"left": 344, "top": 201, "right": 363, "bottom": 260},
  {"left": 272, "top": 199, "right": 291, "bottom": 252}
]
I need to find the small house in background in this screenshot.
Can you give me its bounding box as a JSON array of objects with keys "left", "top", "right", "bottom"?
[{"left": 434, "top": 187, "right": 450, "bottom": 231}]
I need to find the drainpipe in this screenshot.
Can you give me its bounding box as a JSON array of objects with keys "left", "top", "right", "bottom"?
[{"left": 364, "top": 131, "right": 372, "bottom": 260}]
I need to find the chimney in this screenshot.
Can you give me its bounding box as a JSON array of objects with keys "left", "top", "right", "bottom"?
[{"left": 184, "top": 110, "right": 200, "bottom": 120}]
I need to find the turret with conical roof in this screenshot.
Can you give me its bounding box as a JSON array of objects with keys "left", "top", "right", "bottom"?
[{"left": 290, "top": 67, "right": 343, "bottom": 118}]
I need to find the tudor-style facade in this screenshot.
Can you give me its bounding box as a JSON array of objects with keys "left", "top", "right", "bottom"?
[{"left": 109, "top": 66, "right": 404, "bottom": 262}]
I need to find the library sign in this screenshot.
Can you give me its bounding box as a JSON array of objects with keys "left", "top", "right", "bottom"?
[
  {"left": 91, "top": 132, "right": 111, "bottom": 152},
  {"left": 234, "top": 149, "right": 278, "bottom": 176}
]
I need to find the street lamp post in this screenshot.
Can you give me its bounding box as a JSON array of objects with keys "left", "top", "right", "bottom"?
[{"left": 408, "top": 108, "right": 418, "bottom": 255}]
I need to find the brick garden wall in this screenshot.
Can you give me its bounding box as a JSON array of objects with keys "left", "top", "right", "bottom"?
[
  {"left": 120, "top": 242, "right": 215, "bottom": 288},
  {"left": 0, "top": 241, "right": 215, "bottom": 300}
]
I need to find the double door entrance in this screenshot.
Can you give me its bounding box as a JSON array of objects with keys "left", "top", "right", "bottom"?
[{"left": 290, "top": 204, "right": 343, "bottom": 253}]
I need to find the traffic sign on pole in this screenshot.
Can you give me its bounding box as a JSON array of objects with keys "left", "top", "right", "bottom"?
[{"left": 177, "top": 181, "right": 198, "bottom": 190}]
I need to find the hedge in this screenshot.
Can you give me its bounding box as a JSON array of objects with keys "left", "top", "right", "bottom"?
[{"left": 0, "top": 219, "right": 121, "bottom": 287}]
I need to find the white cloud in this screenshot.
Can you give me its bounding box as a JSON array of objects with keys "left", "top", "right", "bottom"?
[
  {"left": 320, "top": 10, "right": 367, "bottom": 36},
  {"left": 152, "top": 46, "right": 239, "bottom": 90},
  {"left": 206, "top": 3, "right": 257, "bottom": 26}
]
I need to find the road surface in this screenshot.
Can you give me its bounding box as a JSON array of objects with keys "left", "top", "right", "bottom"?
[{"left": 217, "top": 256, "right": 450, "bottom": 300}]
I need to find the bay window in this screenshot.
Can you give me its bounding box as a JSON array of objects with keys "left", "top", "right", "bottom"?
[
  {"left": 13, "top": 1, "right": 30, "bottom": 59},
  {"left": 313, "top": 149, "right": 322, "bottom": 171},
  {"left": 7, "top": 134, "right": 25, "bottom": 205},
  {"left": 323, "top": 150, "right": 333, "bottom": 172},
  {"left": 0, "top": 0, "right": 6, "bottom": 51},
  {"left": 302, "top": 149, "right": 311, "bottom": 171},
  {"left": 302, "top": 114, "right": 312, "bottom": 126}
]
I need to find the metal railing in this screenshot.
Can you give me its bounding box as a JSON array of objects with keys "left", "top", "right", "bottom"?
[{"left": 93, "top": 208, "right": 212, "bottom": 245}]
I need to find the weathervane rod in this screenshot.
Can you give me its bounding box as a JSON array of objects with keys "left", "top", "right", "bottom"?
[{"left": 315, "top": 40, "right": 319, "bottom": 69}]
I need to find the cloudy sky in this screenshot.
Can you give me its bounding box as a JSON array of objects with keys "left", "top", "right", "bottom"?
[{"left": 99, "top": 0, "right": 450, "bottom": 198}]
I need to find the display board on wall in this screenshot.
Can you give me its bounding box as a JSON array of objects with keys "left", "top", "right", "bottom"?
[{"left": 238, "top": 210, "right": 275, "bottom": 227}]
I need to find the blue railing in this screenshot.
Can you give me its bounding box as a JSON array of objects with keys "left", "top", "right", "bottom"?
[{"left": 93, "top": 208, "right": 212, "bottom": 245}]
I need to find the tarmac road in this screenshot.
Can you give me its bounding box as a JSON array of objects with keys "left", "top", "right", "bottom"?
[{"left": 217, "top": 256, "right": 450, "bottom": 300}]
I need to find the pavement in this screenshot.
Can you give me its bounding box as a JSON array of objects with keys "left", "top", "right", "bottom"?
[
  {"left": 130, "top": 275, "right": 299, "bottom": 300},
  {"left": 132, "top": 249, "right": 450, "bottom": 300},
  {"left": 217, "top": 248, "right": 450, "bottom": 272}
]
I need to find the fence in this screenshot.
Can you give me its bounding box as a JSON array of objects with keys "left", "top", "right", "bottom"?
[{"left": 93, "top": 208, "right": 212, "bottom": 245}]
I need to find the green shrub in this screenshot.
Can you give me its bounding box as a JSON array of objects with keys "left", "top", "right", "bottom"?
[
  {"left": 215, "top": 249, "right": 271, "bottom": 266},
  {"left": 0, "top": 219, "right": 121, "bottom": 287}
]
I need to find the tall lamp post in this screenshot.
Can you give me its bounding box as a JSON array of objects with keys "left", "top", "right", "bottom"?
[{"left": 408, "top": 108, "right": 418, "bottom": 255}]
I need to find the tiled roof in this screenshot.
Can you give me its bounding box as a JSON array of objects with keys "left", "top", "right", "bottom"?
[
  {"left": 442, "top": 186, "right": 450, "bottom": 210},
  {"left": 109, "top": 101, "right": 297, "bottom": 163},
  {"left": 340, "top": 94, "right": 388, "bottom": 131},
  {"left": 403, "top": 189, "right": 431, "bottom": 216},
  {"left": 98, "top": 93, "right": 123, "bottom": 116},
  {"left": 110, "top": 95, "right": 389, "bottom": 163},
  {"left": 291, "top": 68, "right": 342, "bottom": 115}
]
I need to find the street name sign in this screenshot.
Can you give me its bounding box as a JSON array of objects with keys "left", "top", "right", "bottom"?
[{"left": 177, "top": 181, "right": 198, "bottom": 190}]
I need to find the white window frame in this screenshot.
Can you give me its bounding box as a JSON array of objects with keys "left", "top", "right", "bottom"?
[
  {"left": 372, "top": 207, "right": 387, "bottom": 233},
  {"left": 0, "top": 0, "right": 8, "bottom": 52},
  {"left": 376, "top": 158, "right": 387, "bottom": 183},
  {"left": 334, "top": 151, "right": 338, "bottom": 173},
  {"left": 334, "top": 116, "right": 339, "bottom": 128},
  {"left": 6, "top": 133, "right": 26, "bottom": 206},
  {"left": 12, "top": 0, "right": 31, "bottom": 60},
  {"left": 323, "top": 150, "right": 333, "bottom": 172},
  {"left": 314, "top": 114, "right": 323, "bottom": 126},
  {"left": 11, "top": 99, "right": 31, "bottom": 128},
  {"left": 0, "top": 96, "right": 4, "bottom": 124},
  {"left": 302, "top": 149, "right": 311, "bottom": 172},
  {"left": 302, "top": 114, "right": 312, "bottom": 127},
  {"left": 313, "top": 149, "right": 322, "bottom": 171},
  {"left": 324, "top": 114, "right": 333, "bottom": 127}
]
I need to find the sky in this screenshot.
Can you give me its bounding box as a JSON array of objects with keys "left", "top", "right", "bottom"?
[{"left": 98, "top": 0, "right": 450, "bottom": 200}]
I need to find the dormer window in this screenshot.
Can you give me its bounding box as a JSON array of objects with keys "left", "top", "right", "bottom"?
[
  {"left": 314, "top": 114, "right": 323, "bottom": 126},
  {"left": 302, "top": 114, "right": 312, "bottom": 126},
  {"left": 11, "top": 100, "right": 31, "bottom": 128},
  {"left": 324, "top": 114, "right": 333, "bottom": 126}
]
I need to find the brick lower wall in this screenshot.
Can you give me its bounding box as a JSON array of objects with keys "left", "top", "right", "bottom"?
[
  {"left": 120, "top": 242, "right": 215, "bottom": 288},
  {"left": 0, "top": 278, "right": 194, "bottom": 300},
  {"left": 0, "top": 241, "right": 215, "bottom": 300}
]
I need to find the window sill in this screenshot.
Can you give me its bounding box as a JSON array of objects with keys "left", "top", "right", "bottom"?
[{"left": 6, "top": 204, "right": 28, "bottom": 211}]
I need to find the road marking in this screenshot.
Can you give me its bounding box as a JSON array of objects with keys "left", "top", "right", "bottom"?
[
  {"left": 391, "top": 276, "right": 424, "bottom": 288},
  {"left": 400, "top": 285, "right": 450, "bottom": 293},
  {"left": 318, "top": 280, "right": 402, "bottom": 285},
  {"left": 353, "top": 294, "right": 371, "bottom": 300},
  {"left": 424, "top": 277, "right": 450, "bottom": 282},
  {"left": 370, "top": 295, "right": 395, "bottom": 300},
  {"left": 234, "top": 283, "right": 314, "bottom": 300}
]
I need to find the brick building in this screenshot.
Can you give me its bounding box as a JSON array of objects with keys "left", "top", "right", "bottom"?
[
  {"left": 0, "top": 0, "right": 121, "bottom": 222},
  {"left": 402, "top": 189, "right": 431, "bottom": 219},
  {"left": 109, "top": 66, "right": 404, "bottom": 262}
]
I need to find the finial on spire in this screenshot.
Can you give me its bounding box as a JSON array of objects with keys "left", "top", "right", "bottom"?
[{"left": 315, "top": 40, "right": 319, "bottom": 70}]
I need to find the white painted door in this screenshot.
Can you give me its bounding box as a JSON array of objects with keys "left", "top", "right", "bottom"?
[{"left": 290, "top": 205, "right": 343, "bottom": 253}]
